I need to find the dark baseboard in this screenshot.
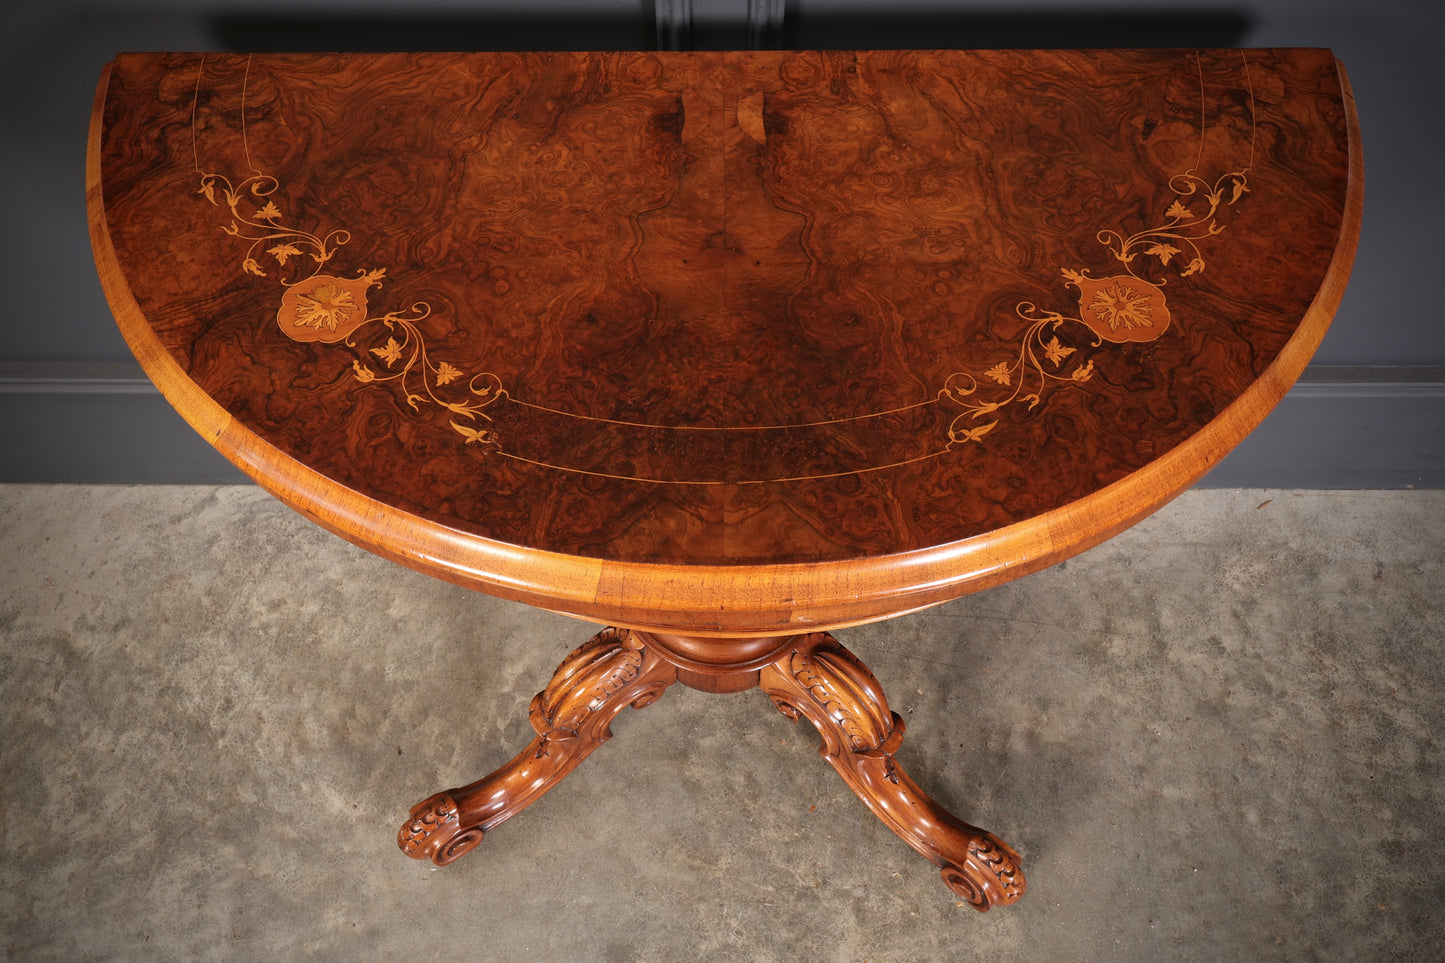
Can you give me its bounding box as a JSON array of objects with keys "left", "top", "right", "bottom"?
[
  {"left": 0, "top": 365, "right": 246, "bottom": 484},
  {"left": 2, "top": 363, "right": 1441, "bottom": 488},
  {"left": 1197, "top": 369, "right": 1445, "bottom": 489}
]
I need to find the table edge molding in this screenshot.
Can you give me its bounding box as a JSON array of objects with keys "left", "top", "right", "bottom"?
[{"left": 87, "top": 54, "right": 1364, "bottom": 637}]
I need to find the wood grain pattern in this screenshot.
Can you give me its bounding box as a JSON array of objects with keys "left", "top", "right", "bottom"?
[
  {"left": 89, "top": 50, "right": 1361, "bottom": 637},
  {"left": 90, "top": 48, "right": 1360, "bottom": 908}
]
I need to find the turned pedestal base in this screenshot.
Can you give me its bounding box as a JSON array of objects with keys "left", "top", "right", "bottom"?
[{"left": 398, "top": 627, "right": 1025, "bottom": 911}]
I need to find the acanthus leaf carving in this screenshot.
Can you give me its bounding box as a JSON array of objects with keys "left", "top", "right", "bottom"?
[
  {"left": 784, "top": 637, "right": 895, "bottom": 756},
  {"left": 760, "top": 632, "right": 1027, "bottom": 911},
  {"left": 399, "top": 628, "right": 676, "bottom": 866}
]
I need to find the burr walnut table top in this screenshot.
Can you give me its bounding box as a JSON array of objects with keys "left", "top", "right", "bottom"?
[{"left": 89, "top": 49, "right": 1360, "bottom": 637}]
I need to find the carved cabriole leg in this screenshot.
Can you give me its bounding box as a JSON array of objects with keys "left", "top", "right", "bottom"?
[
  {"left": 398, "top": 627, "right": 676, "bottom": 865},
  {"left": 758, "top": 633, "right": 1026, "bottom": 911}
]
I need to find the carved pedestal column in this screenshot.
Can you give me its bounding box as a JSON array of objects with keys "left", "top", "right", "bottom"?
[{"left": 399, "top": 627, "right": 1024, "bottom": 910}]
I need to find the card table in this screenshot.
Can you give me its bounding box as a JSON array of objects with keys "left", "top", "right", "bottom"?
[{"left": 88, "top": 48, "right": 1359, "bottom": 909}]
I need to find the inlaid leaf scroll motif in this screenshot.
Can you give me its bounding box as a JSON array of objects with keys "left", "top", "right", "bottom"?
[
  {"left": 940, "top": 166, "right": 1251, "bottom": 447},
  {"left": 189, "top": 51, "right": 1259, "bottom": 484},
  {"left": 940, "top": 49, "right": 1257, "bottom": 449},
  {"left": 195, "top": 165, "right": 508, "bottom": 451}
]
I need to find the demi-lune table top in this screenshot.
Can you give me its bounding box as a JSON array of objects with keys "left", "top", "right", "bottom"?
[{"left": 88, "top": 49, "right": 1360, "bottom": 637}]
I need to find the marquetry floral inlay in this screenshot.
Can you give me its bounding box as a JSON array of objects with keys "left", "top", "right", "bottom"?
[
  {"left": 197, "top": 170, "right": 507, "bottom": 450},
  {"left": 1085, "top": 276, "right": 1157, "bottom": 334},
  {"left": 183, "top": 52, "right": 1265, "bottom": 484},
  {"left": 941, "top": 167, "right": 1248, "bottom": 446}
]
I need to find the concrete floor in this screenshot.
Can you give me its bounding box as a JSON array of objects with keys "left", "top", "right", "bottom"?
[{"left": 0, "top": 486, "right": 1441, "bottom": 961}]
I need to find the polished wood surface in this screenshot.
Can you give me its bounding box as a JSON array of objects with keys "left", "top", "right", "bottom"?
[
  {"left": 400, "top": 626, "right": 1024, "bottom": 908},
  {"left": 399, "top": 628, "right": 677, "bottom": 867},
  {"left": 89, "top": 49, "right": 1359, "bottom": 909},
  {"left": 89, "top": 49, "right": 1360, "bottom": 638}
]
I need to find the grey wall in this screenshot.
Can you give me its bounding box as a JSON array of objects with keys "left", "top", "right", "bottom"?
[{"left": 3, "top": 0, "right": 1441, "bottom": 485}]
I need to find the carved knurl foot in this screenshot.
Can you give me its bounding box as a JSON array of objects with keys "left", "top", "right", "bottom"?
[
  {"left": 759, "top": 632, "right": 1026, "bottom": 910},
  {"left": 398, "top": 793, "right": 485, "bottom": 866},
  {"left": 939, "top": 831, "right": 1025, "bottom": 909},
  {"left": 398, "top": 627, "right": 677, "bottom": 866}
]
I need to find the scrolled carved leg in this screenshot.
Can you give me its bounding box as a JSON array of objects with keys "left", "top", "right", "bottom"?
[
  {"left": 758, "top": 633, "right": 1026, "bottom": 911},
  {"left": 398, "top": 626, "right": 677, "bottom": 866}
]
